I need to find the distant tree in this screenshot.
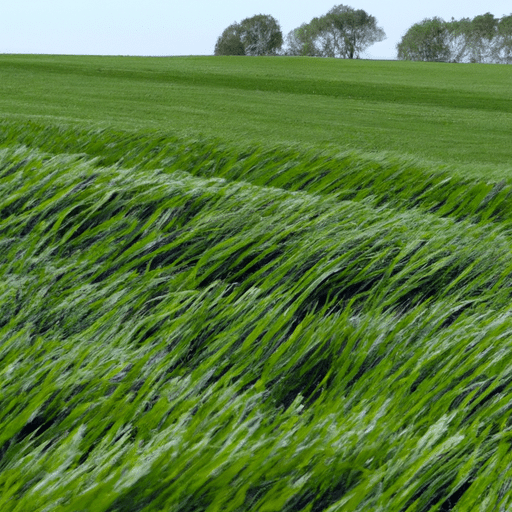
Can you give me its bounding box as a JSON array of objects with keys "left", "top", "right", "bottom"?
[
  {"left": 466, "top": 13, "right": 498, "bottom": 62},
  {"left": 445, "top": 17, "right": 472, "bottom": 63},
  {"left": 314, "top": 4, "right": 386, "bottom": 59},
  {"left": 214, "top": 14, "right": 283, "bottom": 56},
  {"left": 399, "top": 13, "right": 512, "bottom": 64},
  {"left": 493, "top": 15, "right": 512, "bottom": 64},
  {"left": 285, "top": 23, "right": 320, "bottom": 56},
  {"left": 214, "top": 23, "right": 245, "bottom": 56},
  {"left": 239, "top": 14, "right": 283, "bottom": 56},
  {"left": 286, "top": 5, "right": 385, "bottom": 58},
  {"left": 443, "top": 14, "right": 498, "bottom": 63},
  {"left": 396, "top": 18, "right": 451, "bottom": 62}
]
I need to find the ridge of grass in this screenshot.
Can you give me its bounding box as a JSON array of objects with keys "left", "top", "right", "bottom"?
[{"left": 2, "top": 119, "right": 512, "bottom": 227}]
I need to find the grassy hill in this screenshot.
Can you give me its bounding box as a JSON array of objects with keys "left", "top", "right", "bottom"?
[
  {"left": 1, "top": 55, "right": 512, "bottom": 511},
  {"left": 1, "top": 54, "right": 512, "bottom": 171}
]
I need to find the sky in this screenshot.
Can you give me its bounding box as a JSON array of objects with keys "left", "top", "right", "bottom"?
[{"left": 1, "top": 1, "right": 512, "bottom": 60}]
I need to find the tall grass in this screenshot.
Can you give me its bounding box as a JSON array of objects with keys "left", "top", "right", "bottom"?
[
  {"left": 2, "top": 119, "right": 512, "bottom": 225},
  {"left": 2, "top": 120, "right": 512, "bottom": 510}
]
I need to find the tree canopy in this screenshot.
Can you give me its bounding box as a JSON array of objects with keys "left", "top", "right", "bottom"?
[
  {"left": 397, "top": 13, "right": 512, "bottom": 63},
  {"left": 396, "top": 18, "right": 451, "bottom": 62},
  {"left": 214, "top": 23, "right": 245, "bottom": 56},
  {"left": 214, "top": 15, "right": 283, "bottom": 56},
  {"left": 215, "top": 7, "right": 512, "bottom": 65},
  {"left": 286, "top": 23, "right": 320, "bottom": 57},
  {"left": 286, "top": 4, "right": 385, "bottom": 58}
]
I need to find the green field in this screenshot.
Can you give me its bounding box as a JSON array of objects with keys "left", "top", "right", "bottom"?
[
  {"left": 2, "top": 54, "right": 512, "bottom": 172},
  {"left": 2, "top": 55, "right": 512, "bottom": 511}
]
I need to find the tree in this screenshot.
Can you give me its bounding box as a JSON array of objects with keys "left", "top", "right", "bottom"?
[
  {"left": 239, "top": 15, "right": 283, "bottom": 56},
  {"left": 444, "top": 14, "right": 498, "bottom": 63},
  {"left": 285, "top": 4, "right": 385, "bottom": 58},
  {"left": 445, "top": 17, "right": 472, "bottom": 63},
  {"left": 214, "top": 23, "right": 245, "bottom": 56},
  {"left": 396, "top": 18, "right": 451, "bottom": 62},
  {"left": 398, "top": 13, "right": 512, "bottom": 64},
  {"left": 316, "top": 5, "right": 386, "bottom": 59},
  {"left": 466, "top": 13, "right": 498, "bottom": 62},
  {"left": 285, "top": 23, "right": 320, "bottom": 56},
  {"left": 214, "top": 14, "right": 283, "bottom": 56},
  {"left": 493, "top": 15, "right": 512, "bottom": 64}
]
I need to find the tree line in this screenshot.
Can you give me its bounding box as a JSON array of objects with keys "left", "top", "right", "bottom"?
[
  {"left": 214, "top": 6, "right": 512, "bottom": 64},
  {"left": 214, "top": 5, "right": 385, "bottom": 59},
  {"left": 397, "top": 14, "right": 512, "bottom": 63}
]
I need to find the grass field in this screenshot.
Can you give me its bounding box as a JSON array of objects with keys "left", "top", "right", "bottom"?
[
  {"left": 2, "top": 55, "right": 512, "bottom": 511},
  {"left": 1, "top": 54, "right": 512, "bottom": 171}
]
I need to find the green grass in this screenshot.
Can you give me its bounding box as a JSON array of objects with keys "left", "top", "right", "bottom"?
[
  {"left": 2, "top": 56, "right": 512, "bottom": 511},
  {"left": 1, "top": 55, "right": 512, "bottom": 171}
]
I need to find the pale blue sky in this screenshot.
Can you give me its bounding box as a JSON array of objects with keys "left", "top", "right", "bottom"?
[{"left": 1, "top": 0, "right": 511, "bottom": 59}]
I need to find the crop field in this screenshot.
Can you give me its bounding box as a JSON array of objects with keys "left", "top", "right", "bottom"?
[
  {"left": 2, "top": 54, "right": 512, "bottom": 171},
  {"left": 2, "top": 55, "right": 512, "bottom": 511}
]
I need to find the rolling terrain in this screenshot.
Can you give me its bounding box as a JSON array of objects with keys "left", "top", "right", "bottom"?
[{"left": 1, "top": 55, "right": 512, "bottom": 511}]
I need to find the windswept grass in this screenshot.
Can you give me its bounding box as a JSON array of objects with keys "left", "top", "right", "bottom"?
[{"left": 2, "top": 117, "right": 512, "bottom": 510}]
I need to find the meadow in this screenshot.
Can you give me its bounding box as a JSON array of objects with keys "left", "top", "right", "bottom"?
[
  {"left": 1, "top": 55, "right": 512, "bottom": 511},
  {"left": 1, "top": 54, "right": 512, "bottom": 171}
]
